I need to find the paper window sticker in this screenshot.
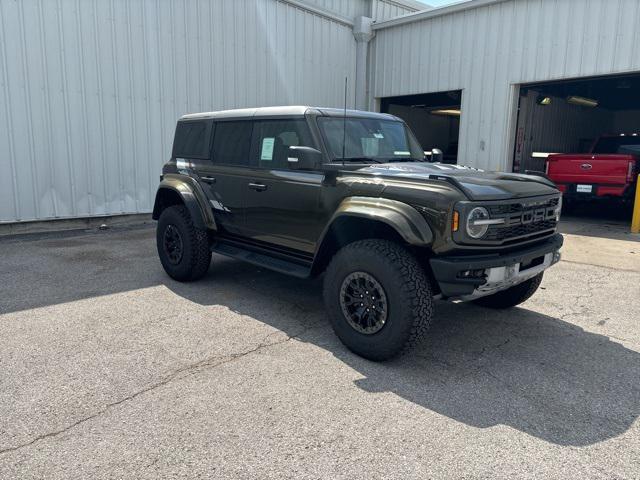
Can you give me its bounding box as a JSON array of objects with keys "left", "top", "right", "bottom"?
[
  {"left": 261, "top": 137, "right": 275, "bottom": 161},
  {"left": 362, "top": 138, "right": 379, "bottom": 157}
]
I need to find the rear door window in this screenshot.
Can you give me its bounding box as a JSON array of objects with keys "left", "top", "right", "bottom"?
[
  {"left": 172, "top": 121, "right": 211, "bottom": 159},
  {"left": 211, "top": 121, "right": 254, "bottom": 166},
  {"left": 251, "top": 119, "right": 314, "bottom": 169}
]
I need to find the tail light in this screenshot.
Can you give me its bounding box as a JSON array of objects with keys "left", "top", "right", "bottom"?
[
  {"left": 628, "top": 161, "right": 636, "bottom": 183},
  {"left": 545, "top": 156, "right": 555, "bottom": 174}
]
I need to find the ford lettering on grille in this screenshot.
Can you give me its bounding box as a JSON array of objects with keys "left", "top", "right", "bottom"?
[
  {"left": 484, "top": 198, "right": 559, "bottom": 244},
  {"left": 521, "top": 208, "right": 546, "bottom": 224}
]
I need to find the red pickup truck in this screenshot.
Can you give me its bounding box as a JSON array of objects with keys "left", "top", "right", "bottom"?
[{"left": 546, "top": 134, "right": 639, "bottom": 202}]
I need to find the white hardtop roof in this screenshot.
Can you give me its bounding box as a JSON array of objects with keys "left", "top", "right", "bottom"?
[{"left": 180, "top": 106, "right": 398, "bottom": 121}]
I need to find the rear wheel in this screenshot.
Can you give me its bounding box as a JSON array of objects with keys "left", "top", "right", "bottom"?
[
  {"left": 156, "top": 205, "right": 211, "bottom": 281},
  {"left": 323, "top": 239, "right": 434, "bottom": 361},
  {"left": 472, "top": 273, "right": 543, "bottom": 309}
]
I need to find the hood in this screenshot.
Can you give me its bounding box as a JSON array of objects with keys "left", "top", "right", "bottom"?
[{"left": 357, "top": 162, "right": 558, "bottom": 201}]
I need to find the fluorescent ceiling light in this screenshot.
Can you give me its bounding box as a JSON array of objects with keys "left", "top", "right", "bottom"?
[
  {"left": 430, "top": 109, "right": 461, "bottom": 117},
  {"left": 567, "top": 96, "right": 598, "bottom": 107},
  {"left": 532, "top": 152, "right": 560, "bottom": 158},
  {"left": 537, "top": 96, "right": 552, "bottom": 106}
]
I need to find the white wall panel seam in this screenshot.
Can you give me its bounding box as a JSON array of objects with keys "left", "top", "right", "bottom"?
[
  {"left": 75, "top": 0, "right": 93, "bottom": 215},
  {"left": 39, "top": 0, "right": 59, "bottom": 217},
  {"left": 91, "top": 0, "right": 108, "bottom": 212},
  {"left": 18, "top": 0, "right": 40, "bottom": 219},
  {"left": 0, "top": 2, "right": 19, "bottom": 220},
  {"left": 142, "top": 0, "right": 153, "bottom": 210},
  {"left": 125, "top": 0, "right": 139, "bottom": 213},
  {"left": 55, "top": 0, "right": 76, "bottom": 216}
]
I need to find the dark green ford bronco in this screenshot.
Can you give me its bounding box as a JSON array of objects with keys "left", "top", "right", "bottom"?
[{"left": 153, "top": 106, "right": 563, "bottom": 360}]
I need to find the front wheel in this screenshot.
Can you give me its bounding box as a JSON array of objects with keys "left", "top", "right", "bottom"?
[
  {"left": 472, "top": 273, "right": 544, "bottom": 309},
  {"left": 156, "top": 205, "right": 211, "bottom": 282},
  {"left": 323, "top": 240, "right": 434, "bottom": 361}
]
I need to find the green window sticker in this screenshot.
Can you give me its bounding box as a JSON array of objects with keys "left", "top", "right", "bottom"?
[
  {"left": 261, "top": 137, "right": 275, "bottom": 161},
  {"left": 362, "top": 138, "right": 379, "bottom": 157}
]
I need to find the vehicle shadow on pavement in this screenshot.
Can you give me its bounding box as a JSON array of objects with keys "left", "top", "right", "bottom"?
[{"left": 166, "top": 255, "right": 640, "bottom": 448}]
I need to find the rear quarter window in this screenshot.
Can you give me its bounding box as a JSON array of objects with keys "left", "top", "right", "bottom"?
[
  {"left": 172, "top": 121, "right": 212, "bottom": 159},
  {"left": 211, "top": 121, "right": 254, "bottom": 166}
]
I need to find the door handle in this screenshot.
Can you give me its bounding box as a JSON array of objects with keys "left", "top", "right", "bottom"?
[
  {"left": 200, "top": 176, "right": 216, "bottom": 184},
  {"left": 248, "top": 182, "right": 267, "bottom": 192}
]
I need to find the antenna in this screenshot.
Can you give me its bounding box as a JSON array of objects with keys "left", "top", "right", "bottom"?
[{"left": 341, "top": 77, "right": 347, "bottom": 166}]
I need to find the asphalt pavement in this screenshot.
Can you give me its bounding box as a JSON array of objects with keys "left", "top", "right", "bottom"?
[{"left": 0, "top": 222, "right": 639, "bottom": 479}]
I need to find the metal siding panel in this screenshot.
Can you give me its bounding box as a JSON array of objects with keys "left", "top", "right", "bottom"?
[
  {"left": 5, "top": 0, "right": 639, "bottom": 222},
  {"left": 549, "top": 0, "right": 570, "bottom": 78},
  {"left": 0, "top": 0, "right": 20, "bottom": 221},
  {"left": 372, "top": 0, "right": 640, "bottom": 172},
  {"left": 0, "top": 0, "right": 356, "bottom": 223},
  {"left": 298, "top": 0, "right": 369, "bottom": 19},
  {"left": 373, "top": 0, "right": 419, "bottom": 21}
]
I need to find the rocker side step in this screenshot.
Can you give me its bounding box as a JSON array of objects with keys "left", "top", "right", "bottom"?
[{"left": 212, "top": 241, "right": 312, "bottom": 278}]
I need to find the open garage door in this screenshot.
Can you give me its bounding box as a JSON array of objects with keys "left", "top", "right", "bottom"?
[
  {"left": 380, "top": 90, "right": 462, "bottom": 164},
  {"left": 513, "top": 74, "right": 640, "bottom": 173},
  {"left": 513, "top": 73, "right": 640, "bottom": 223}
]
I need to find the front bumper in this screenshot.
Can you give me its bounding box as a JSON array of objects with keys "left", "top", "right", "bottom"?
[{"left": 429, "top": 234, "right": 563, "bottom": 300}]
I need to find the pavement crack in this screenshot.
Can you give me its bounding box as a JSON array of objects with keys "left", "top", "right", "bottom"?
[
  {"left": 560, "top": 259, "right": 640, "bottom": 274},
  {"left": 0, "top": 324, "right": 314, "bottom": 457}
]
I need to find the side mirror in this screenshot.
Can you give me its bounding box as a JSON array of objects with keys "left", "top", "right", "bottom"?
[
  {"left": 287, "top": 146, "right": 322, "bottom": 170},
  {"left": 430, "top": 148, "right": 443, "bottom": 163}
]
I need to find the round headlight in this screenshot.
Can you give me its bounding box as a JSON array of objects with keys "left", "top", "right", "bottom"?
[{"left": 466, "top": 207, "right": 490, "bottom": 239}]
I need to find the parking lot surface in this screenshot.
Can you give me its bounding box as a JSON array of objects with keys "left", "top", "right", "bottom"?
[{"left": 1, "top": 222, "right": 639, "bottom": 479}]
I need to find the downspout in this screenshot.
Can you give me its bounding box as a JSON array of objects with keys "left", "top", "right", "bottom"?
[{"left": 353, "top": 16, "right": 374, "bottom": 111}]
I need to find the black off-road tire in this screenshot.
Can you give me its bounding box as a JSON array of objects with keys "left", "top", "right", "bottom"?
[
  {"left": 323, "top": 239, "right": 434, "bottom": 361},
  {"left": 157, "top": 205, "right": 211, "bottom": 282},
  {"left": 473, "top": 272, "right": 544, "bottom": 309}
]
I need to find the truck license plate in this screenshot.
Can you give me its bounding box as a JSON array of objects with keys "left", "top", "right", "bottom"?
[{"left": 576, "top": 184, "right": 593, "bottom": 193}]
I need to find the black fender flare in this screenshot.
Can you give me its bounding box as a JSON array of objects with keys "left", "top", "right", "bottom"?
[
  {"left": 320, "top": 196, "right": 433, "bottom": 247},
  {"left": 152, "top": 174, "right": 217, "bottom": 230}
]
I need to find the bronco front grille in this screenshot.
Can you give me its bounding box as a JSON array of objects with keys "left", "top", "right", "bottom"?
[
  {"left": 482, "top": 197, "right": 560, "bottom": 244},
  {"left": 488, "top": 197, "right": 559, "bottom": 216},
  {"left": 485, "top": 219, "right": 557, "bottom": 242}
]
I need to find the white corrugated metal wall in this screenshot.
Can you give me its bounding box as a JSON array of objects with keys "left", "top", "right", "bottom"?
[
  {"left": 371, "top": 0, "right": 424, "bottom": 20},
  {"left": 300, "top": 0, "right": 369, "bottom": 19},
  {"left": 302, "top": 0, "right": 422, "bottom": 21},
  {"left": 370, "top": 0, "right": 640, "bottom": 172},
  {"left": 7, "top": 0, "right": 640, "bottom": 224},
  {"left": 0, "top": 0, "right": 357, "bottom": 223}
]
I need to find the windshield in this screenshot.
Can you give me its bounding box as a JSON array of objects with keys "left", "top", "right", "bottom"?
[
  {"left": 318, "top": 117, "right": 424, "bottom": 162},
  {"left": 593, "top": 136, "right": 640, "bottom": 155}
]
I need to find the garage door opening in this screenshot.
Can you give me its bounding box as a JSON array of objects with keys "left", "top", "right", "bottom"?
[
  {"left": 513, "top": 73, "right": 640, "bottom": 175},
  {"left": 512, "top": 73, "right": 640, "bottom": 223},
  {"left": 381, "top": 90, "right": 462, "bottom": 164}
]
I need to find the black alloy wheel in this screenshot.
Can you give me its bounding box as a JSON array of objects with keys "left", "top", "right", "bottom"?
[
  {"left": 339, "top": 271, "right": 388, "bottom": 334},
  {"left": 163, "top": 224, "right": 184, "bottom": 265}
]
